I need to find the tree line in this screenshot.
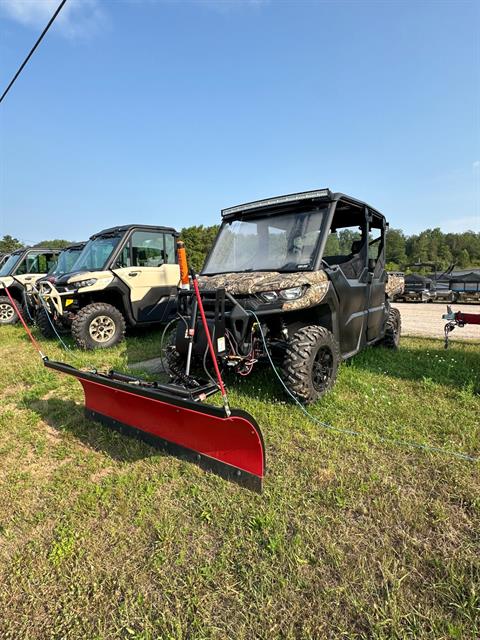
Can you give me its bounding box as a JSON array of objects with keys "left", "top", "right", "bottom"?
[{"left": 1, "top": 225, "right": 479, "bottom": 273}]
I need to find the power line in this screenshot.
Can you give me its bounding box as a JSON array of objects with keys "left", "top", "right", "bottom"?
[{"left": 0, "top": 0, "right": 68, "bottom": 105}]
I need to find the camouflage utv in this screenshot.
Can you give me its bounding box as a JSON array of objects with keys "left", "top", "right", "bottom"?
[{"left": 170, "top": 189, "right": 403, "bottom": 404}]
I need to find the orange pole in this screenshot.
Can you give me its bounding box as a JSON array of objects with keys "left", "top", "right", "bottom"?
[{"left": 177, "top": 241, "right": 190, "bottom": 289}]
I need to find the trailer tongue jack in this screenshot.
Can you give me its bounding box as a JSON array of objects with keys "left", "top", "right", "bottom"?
[
  {"left": 43, "top": 269, "right": 266, "bottom": 492},
  {"left": 443, "top": 306, "right": 480, "bottom": 348}
]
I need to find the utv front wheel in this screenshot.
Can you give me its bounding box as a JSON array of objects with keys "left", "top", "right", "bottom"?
[
  {"left": 71, "top": 303, "right": 126, "bottom": 350},
  {"left": 0, "top": 296, "right": 19, "bottom": 325},
  {"left": 282, "top": 326, "right": 340, "bottom": 404},
  {"left": 36, "top": 308, "right": 68, "bottom": 339}
]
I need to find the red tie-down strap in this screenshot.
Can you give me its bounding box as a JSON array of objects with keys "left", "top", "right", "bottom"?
[{"left": 3, "top": 285, "right": 45, "bottom": 359}]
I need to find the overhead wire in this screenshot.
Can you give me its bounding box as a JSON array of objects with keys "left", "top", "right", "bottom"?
[{"left": 0, "top": 0, "right": 68, "bottom": 104}]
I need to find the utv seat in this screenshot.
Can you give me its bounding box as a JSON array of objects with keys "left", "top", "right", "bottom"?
[{"left": 324, "top": 240, "right": 365, "bottom": 279}]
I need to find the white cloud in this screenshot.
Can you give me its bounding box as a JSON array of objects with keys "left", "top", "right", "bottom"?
[
  {"left": 473, "top": 160, "right": 480, "bottom": 170},
  {"left": 0, "top": 0, "right": 106, "bottom": 38}
]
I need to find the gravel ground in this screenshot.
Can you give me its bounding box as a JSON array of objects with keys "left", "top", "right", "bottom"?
[{"left": 393, "top": 301, "right": 480, "bottom": 341}]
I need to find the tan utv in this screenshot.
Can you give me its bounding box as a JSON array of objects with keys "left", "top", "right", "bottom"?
[
  {"left": 0, "top": 248, "right": 60, "bottom": 325},
  {"left": 0, "top": 253, "right": 10, "bottom": 269},
  {"left": 36, "top": 224, "right": 181, "bottom": 349}
]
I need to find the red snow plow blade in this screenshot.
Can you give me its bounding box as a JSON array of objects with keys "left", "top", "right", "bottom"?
[{"left": 44, "top": 360, "right": 265, "bottom": 492}]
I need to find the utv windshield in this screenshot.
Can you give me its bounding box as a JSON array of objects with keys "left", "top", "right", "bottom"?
[
  {"left": 71, "top": 235, "right": 122, "bottom": 272},
  {"left": 0, "top": 253, "right": 22, "bottom": 277},
  {"left": 48, "top": 247, "right": 84, "bottom": 277},
  {"left": 202, "top": 208, "right": 327, "bottom": 274}
]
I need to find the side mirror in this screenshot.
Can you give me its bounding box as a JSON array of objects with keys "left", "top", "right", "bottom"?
[{"left": 368, "top": 258, "right": 376, "bottom": 273}]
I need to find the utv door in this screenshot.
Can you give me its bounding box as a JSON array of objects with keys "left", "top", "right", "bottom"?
[
  {"left": 365, "top": 213, "right": 388, "bottom": 342},
  {"left": 323, "top": 204, "right": 369, "bottom": 356},
  {"left": 13, "top": 251, "right": 58, "bottom": 287},
  {"left": 113, "top": 230, "right": 180, "bottom": 323}
]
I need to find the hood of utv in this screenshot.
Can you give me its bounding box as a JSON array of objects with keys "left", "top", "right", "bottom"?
[
  {"left": 198, "top": 270, "right": 330, "bottom": 311},
  {"left": 55, "top": 270, "right": 112, "bottom": 286},
  {"left": 0, "top": 275, "right": 14, "bottom": 288}
]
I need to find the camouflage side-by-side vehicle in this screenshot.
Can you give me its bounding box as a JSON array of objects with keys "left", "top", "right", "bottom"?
[{"left": 169, "top": 189, "right": 403, "bottom": 403}]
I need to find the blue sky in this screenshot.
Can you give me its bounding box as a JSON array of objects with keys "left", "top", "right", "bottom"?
[{"left": 0, "top": 0, "right": 478, "bottom": 244}]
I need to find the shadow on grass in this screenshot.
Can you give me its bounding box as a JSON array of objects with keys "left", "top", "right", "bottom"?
[
  {"left": 124, "top": 326, "right": 170, "bottom": 368},
  {"left": 352, "top": 343, "right": 480, "bottom": 392},
  {"left": 26, "top": 397, "right": 163, "bottom": 463}
]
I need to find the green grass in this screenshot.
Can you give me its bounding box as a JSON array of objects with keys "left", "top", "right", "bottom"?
[{"left": 0, "top": 325, "right": 479, "bottom": 639}]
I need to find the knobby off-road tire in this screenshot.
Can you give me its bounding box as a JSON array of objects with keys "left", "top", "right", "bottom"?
[
  {"left": 0, "top": 295, "right": 28, "bottom": 325},
  {"left": 380, "top": 307, "right": 401, "bottom": 349},
  {"left": 35, "top": 308, "right": 68, "bottom": 339},
  {"left": 71, "top": 302, "right": 126, "bottom": 350},
  {"left": 282, "top": 325, "right": 340, "bottom": 405}
]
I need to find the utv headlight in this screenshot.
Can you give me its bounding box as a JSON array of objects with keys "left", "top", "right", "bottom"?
[
  {"left": 260, "top": 291, "right": 279, "bottom": 302},
  {"left": 73, "top": 278, "right": 97, "bottom": 289},
  {"left": 279, "top": 286, "right": 304, "bottom": 301}
]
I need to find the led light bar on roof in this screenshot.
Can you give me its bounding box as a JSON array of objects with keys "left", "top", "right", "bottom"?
[{"left": 222, "top": 189, "right": 330, "bottom": 216}]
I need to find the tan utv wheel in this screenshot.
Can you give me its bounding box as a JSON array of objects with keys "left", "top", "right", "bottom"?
[
  {"left": 0, "top": 295, "right": 27, "bottom": 325},
  {"left": 71, "top": 302, "right": 126, "bottom": 350}
]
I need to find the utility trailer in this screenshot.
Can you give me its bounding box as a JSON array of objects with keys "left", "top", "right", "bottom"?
[
  {"left": 44, "top": 189, "right": 402, "bottom": 490},
  {"left": 449, "top": 272, "right": 480, "bottom": 303},
  {"left": 443, "top": 306, "right": 480, "bottom": 347}
]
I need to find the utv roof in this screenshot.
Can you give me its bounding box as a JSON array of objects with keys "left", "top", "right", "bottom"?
[
  {"left": 90, "top": 224, "right": 178, "bottom": 239},
  {"left": 221, "top": 189, "right": 386, "bottom": 221},
  {"left": 63, "top": 241, "right": 87, "bottom": 251},
  {"left": 10, "top": 247, "right": 60, "bottom": 256}
]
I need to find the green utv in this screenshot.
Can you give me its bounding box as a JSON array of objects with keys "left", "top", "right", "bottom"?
[
  {"left": 169, "top": 189, "right": 403, "bottom": 404},
  {"left": 0, "top": 248, "right": 60, "bottom": 325},
  {"left": 36, "top": 225, "right": 180, "bottom": 349}
]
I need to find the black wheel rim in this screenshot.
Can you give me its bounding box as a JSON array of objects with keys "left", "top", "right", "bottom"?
[{"left": 312, "top": 346, "right": 334, "bottom": 392}]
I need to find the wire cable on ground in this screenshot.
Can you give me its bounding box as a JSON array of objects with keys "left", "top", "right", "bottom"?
[
  {"left": 0, "top": 0, "right": 68, "bottom": 104},
  {"left": 37, "top": 293, "right": 72, "bottom": 352},
  {"left": 249, "top": 311, "right": 479, "bottom": 464}
]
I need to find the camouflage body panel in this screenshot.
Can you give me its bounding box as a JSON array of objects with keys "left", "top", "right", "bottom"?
[
  {"left": 198, "top": 270, "right": 330, "bottom": 312},
  {"left": 386, "top": 272, "right": 404, "bottom": 299}
]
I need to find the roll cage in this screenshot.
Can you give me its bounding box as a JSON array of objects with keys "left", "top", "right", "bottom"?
[{"left": 203, "top": 189, "right": 387, "bottom": 276}]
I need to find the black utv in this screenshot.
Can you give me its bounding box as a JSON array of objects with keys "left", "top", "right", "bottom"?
[{"left": 169, "top": 189, "right": 401, "bottom": 404}]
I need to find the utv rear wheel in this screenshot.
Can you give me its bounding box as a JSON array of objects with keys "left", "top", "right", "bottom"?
[
  {"left": 71, "top": 303, "right": 126, "bottom": 350},
  {"left": 380, "top": 307, "right": 401, "bottom": 349},
  {"left": 282, "top": 326, "right": 340, "bottom": 404}
]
